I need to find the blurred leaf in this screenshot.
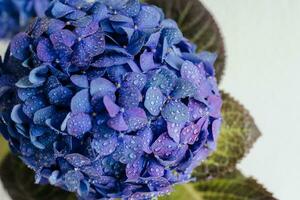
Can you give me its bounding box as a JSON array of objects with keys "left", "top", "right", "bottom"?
[
  {"left": 0, "top": 137, "right": 9, "bottom": 163},
  {"left": 0, "top": 154, "right": 76, "bottom": 200},
  {"left": 194, "top": 92, "right": 261, "bottom": 179},
  {"left": 160, "top": 171, "right": 276, "bottom": 200},
  {"left": 143, "top": 0, "right": 226, "bottom": 83}
]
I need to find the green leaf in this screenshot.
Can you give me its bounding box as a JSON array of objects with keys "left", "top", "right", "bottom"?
[
  {"left": 143, "top": 0, "right": 226, "bottom": 83},
  {"left": 0, "top": 154, "right": 76, "bottom": 200},
  {"left": 0, "top": 137, "right": 9, "bottom": 163},
  {"left": 194, "top": 92, "right": 261, "bottom": 180},
  {"left": 160, "top": 171, "right": 276, "bottom": 200}
]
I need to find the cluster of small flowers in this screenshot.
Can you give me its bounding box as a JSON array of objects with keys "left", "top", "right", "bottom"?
[{"left": 0, "top": 0, "right": 222, "bottom": 199}]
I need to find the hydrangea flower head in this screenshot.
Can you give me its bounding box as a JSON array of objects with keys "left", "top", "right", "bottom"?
[
  {"left": 0, "top": 0, "right": 222, "bottom": 199},
  {"left": 0, "top": 0, "right": 50, "bottom": 38}
]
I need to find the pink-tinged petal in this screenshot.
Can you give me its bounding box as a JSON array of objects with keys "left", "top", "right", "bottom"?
[
  {"left": 103, "top": 95, "right": 120, "bottom": 118},
  {"left": 167, "top": 122, "right": 184, "bottom": 143},
  {"left": 180, "top": 61, "right": 205, "bottom": 87},
  {"left": 208, "top": 95, "right": 222, "bottom": 118},
  {"left": 107, "top": 113, "right": 128, "bottom": 132},
  {"left": 124, "top": 107, "right": 148, "bottom": 132},
  {"left": 180, "top": 122, "right": 201, "bottom": 145},
  {"left": 126, "top": 156, "right": 145, "bottom": 180},
  {"left": 188, "top": 99, "right": 209, "bottom": 121}
]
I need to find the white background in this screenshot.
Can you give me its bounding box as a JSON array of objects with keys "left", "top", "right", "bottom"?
[{"left": 1, "top": 0, "right": 300, "bottom": 199}]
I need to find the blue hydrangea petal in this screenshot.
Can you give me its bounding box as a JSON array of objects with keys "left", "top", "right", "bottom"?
[
  {"left": 65, "top": 153, "right": 91, "bottom": 168},
  {"left": 50, "top": 29, "right": 77, "bottom": 47},
  {"left": 92, "top": 53, "right": 132, "bottom": 68},
  {"left": 113, "top": 135, "right": 143, "bottom": 164},
  {"left": 124, "top": 107, "right": 148, "bottom": 132},
  {"left": 151, "top": 132, "right": 179, "bottom": 160},
  {"left": 123, "top": 72, "right": 146, "bottom": 91},
  {"left": 37, "top": 38, "right": 56, "bottom": 62},
  {"left": 22, "top": 96, "right": 47, "bottom": 118},
  {"left": 207, "top": 118, "right": 222, "bottom": 150},
  {"left": 127, "top": 60, "right": 142, "bottom": 73},
  {"left": 74, "top": 20, "right": 99, "bottom": 38},
  {"left": 65, "top": 0, "right": 93, "bottom": 10},
  {"left": 144, "top": 87, "right": 164, "bottom": 116},
  {"left": 171, "top": 78, "right": 197, "bottom": 99},
  {"left": 10, "top": 32, "right": 31, "bottom": 60},
  {"left": 118, "top": 86, "right": 142, "bottom": 109},
  {"left": 91, "top": 131, "right": 118, "bottom": 156},
  {"left": 126, "top": 31, "right": 146, "bottom": 56},
  {"left": 103, "top": 95, "right": 120, "bottom": 118},
  {"left": 70, "top": 75, "right": 89, "bottom": 88},
  {"left": 126, "top": 156, "right": 145, "bottom": 180},
  {"left": 107, "top": 113, "right": 128, "bottom": 132},
  {"left": 134, "top": 5, "right": 161, "bottom": 30},
  {"left": 107, "top": 65, "right": 128, "bottom": 83},
  {"left": 161, "top": 100, "right": 189, "bottom": 124},
  {"left": 82, "top": 30, "right": 105, "bottom": 57},
  {"left": 90, "top": 77, "right": 116, "bottom": 96},
  {"left": 198, "top": 51, "right": 217, "bottom": 76},
  {"left": 161, "top": 27, "right": 183, "bottom": 45},
  {"left": 47, "top": 19, "right": 65, "bottom": 34},
  {"left": 63, "top": 170, "right": 84, "bottom": 192},
  {"left": 145, "top": 31, "right": 161, "bottom": 49},
  {"left": 165, "top": 51, "right": 184, "bottom": 70},
  {"left": 147, "top": 160, "right": 164, "bottom": 177},
  {"left": 147, "top": 177, "right": 171, "bottom": 193},
  {"left": 167, "top": 122, "right": 184, "bottom": 143},
  {"left": 110, "top": 14, "right": 133, "bottom": 24},
  {"left": 136, "top": 127, "right": 153, "bottom": 154},
  {"left": 146, "top": 68, "right": 177, "bottom": 95},
  {"left": 33, "top": 106, "right": 56, "bottom": 125},
  {"left": 140, "top": 50, "right": 157, "bottom": 72},
  {"left": 90, "top": 3, "right": 108, "bottom": 21},
  {"left": 50, "top": 1, "right": 75, "bottom": 18},
  {"left": 91, "top": 91, "right": 115, "bottom": 111},
  {"left": 71, "top": 89, "right": 92, "bottom": 113},
  {"left": 11, "top": 104, "right": 28, "bottom": 124},
  {"left": 119, "top": 0, "right": 140, "bottom": 17},
  {"left": 48, "top": 86, "right": 73, "bottom": 106},
  {"left": 67, "top": 112, "right": 92, "bottom": 138},
  {"left": 17, "top": 88, "right": 39, "bottom": 101},
  {"left": 29, "top": 65, "right": 48, "bottom": 85}
]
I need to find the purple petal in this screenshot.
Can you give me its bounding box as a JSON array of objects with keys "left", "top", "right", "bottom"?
[
  {"left": 103, "top": 95, "right": 120, "bottom": 118},
  {"left": 144, "top": 87, "right": 164, "bottom": 116},
  {"left": 198, "top": 51, "right": 217, "bottom": 76},
  {"left": 82, "top": 30, "right": 105, "bottom": 57},
  {"left": 37, "top": 38, "right": 55, "bottom": 62},
  {"left": 208, "top": 95, "right": 222, "bottom": 118},
  {"left": 127, "top": 60, "right": 141, "bottom": 72},
  {"left": 50, "top": 29, "right": 76, "bottom": 47},
  {"left": 180, "top": 61, "right": 205, "bottom": 87},
  {"left": 67, "top": 113, "right": 92, "bottom": 138},
  {"left": 123, "top": 72, "right": 146, "bottom": 91},
  {"left": 136, "top": 127, "right": 153, "bottom": 154},
  {"left": 147, "top": 160, "right": 164, "bottom": 177},
  {"left": 126, "top": 156, "right": 145, "bottom": 180},
  {"left": 70, "top": 75, "right": 89, "bottom": 88},
  {"left": 71, "top": 89, "right": 92, "bottom": 113},
  {"left": 90, "top": 77, "right": 116, "bottom": 96},
  {"left": 107, "top": 113, "right": 128, "bottom": 132},
  {"left": 124, "top": 107, "right": 148, "bottom": 132},
  {"left": 47, "top": 19, "right": 65, "bottom": 34},
  {"left": 167, "top": 122, "right": 184, "bottom": 143},
  {"left": 188, "top": 99, "right": 209, "bottom": 121},
  {"left": 140, "top": 50, "right": 157, "bottom": 72},
  {"left": 180, "top": 122, "right": 201, "bottom": 145},
  {"left": 92, "top": 54, "right": 131, "bottom": 68}
]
